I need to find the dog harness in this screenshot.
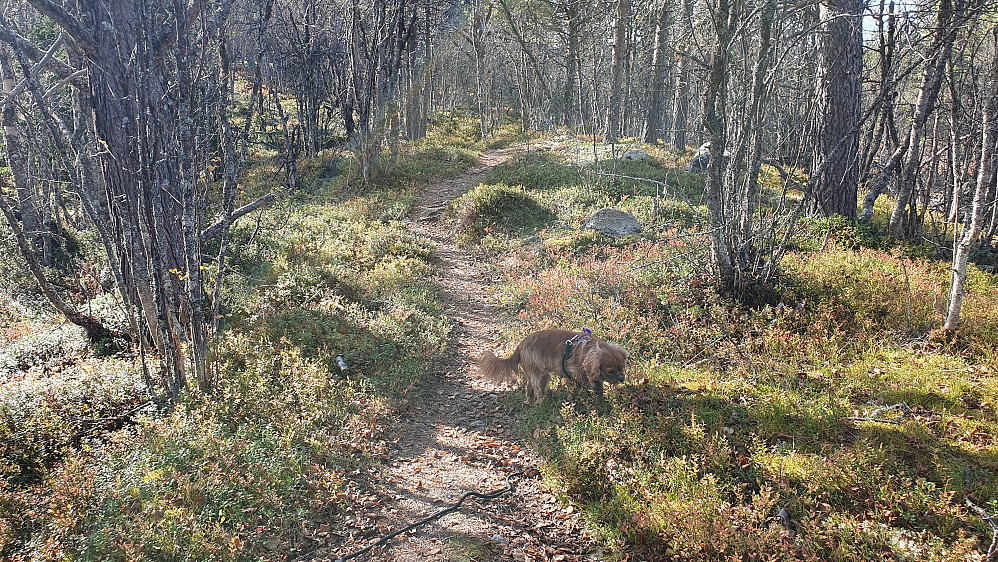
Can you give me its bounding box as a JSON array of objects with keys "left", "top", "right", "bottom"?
[{"left": 561, "top": 327, "right": 593, "bottom": 380}]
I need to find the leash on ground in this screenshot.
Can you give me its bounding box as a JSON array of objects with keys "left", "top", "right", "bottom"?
[{"left": 334, "top": 470, "right": 525, "bottom": 561}]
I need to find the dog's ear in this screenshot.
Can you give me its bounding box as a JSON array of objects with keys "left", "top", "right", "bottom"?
[{"left": 581, "top": 343, "right": 602, "bottom": 382}]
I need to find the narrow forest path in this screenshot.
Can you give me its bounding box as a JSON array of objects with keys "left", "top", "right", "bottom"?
[{"left": 319, "top": 152, "right": 603, "bottom": 561}]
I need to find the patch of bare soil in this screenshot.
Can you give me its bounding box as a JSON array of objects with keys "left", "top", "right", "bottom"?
[{"left": 303, "top": 152, "right": 603, "bottom": 561}]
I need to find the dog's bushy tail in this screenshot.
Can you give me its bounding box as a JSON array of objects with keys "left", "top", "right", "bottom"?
[{"left": 477, "top": 348, "right": 520, "bottom": 383}]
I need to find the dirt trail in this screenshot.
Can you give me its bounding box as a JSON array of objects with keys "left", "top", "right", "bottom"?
[{"left": 317, "top": 152, "right": 602, "bottom": 561}]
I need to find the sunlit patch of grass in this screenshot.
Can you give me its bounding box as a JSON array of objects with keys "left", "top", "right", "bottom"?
[
  {"left": 467, "top": 140, "right": 998, "bottom": 559},
  {"left": 423, "top": 111, "right": 485, "bottom": 150},
  {"left": 385, "top": 146, "right": 479, "bottom": 189},
  {"left": 483, "top": 116, "right": 542, "bottom": 150},
  {"left": 34, "top": 345, "right": 381, "bottom": 560},
  {"left": 483, "top": 151, "right": 579, "bottom": 191}
]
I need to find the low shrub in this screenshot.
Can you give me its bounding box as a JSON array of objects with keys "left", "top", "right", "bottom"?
[
  {"left": 470, "top": 140, "right": 998, "bottom": 560},
  {"left": 780, "top": 246, "right": 948, "bottom": 340},
  {"left": 18, "top": 344, "right": 381, "bottom": 561},
  {"left": 449, "top": 182, "right": 556, "bottom": 242}
]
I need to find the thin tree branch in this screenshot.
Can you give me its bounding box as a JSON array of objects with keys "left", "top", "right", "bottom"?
[
  {"left": 965, "top": 466, "right": 998, "bottom": 562},
  {"left": 200, "top": 192, "right": 277, "bottom": 243},
  {"left": 43, "top": 68, "right": 88, "bottom": 98},
  {"left": 0, "top": 183, "right": 112, "bottom": 342},
  {"left": 23, "top": 0, "right": 97, "bottom": 56},
  {"left": 0, "top": 32, "right": 86, "bottom": 108},
  {"left": 0, "top": 25, "right": 79, "bottom": 80}
]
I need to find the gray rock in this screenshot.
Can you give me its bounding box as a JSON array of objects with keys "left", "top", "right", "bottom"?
[
  {"left": 686, "top": 142, "right": 731, "bottom": 173},
  {"left": 619, "top": 149, "right": 651, "bottom": 161},
  {"left": 584, "top": 208, "right": 642, "bottom": 236},
  {"left": 686, "top": 142, "right": 712, "bottom": 172}
]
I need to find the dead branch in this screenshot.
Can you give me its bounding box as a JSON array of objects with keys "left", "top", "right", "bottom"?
[
  {"left": 23, "top": 0, "right": 97, "bottom": 56},
  {"left": 200, "top": 192, "right": 277, "bottom": 243}
]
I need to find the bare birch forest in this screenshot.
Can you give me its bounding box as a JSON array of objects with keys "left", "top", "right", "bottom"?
[
  {"left": 3, "top": 0, "right": 998, "bottom": 560},
  {"left": 0, "top": 0, "right": 996, "bottom": 398}
]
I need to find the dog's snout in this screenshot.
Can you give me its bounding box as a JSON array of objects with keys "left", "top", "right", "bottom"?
[{"left": 617, "top": 374, "right": 626, "bottom": 383}]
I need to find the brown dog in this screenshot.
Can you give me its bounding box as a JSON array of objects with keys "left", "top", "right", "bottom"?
[{"left": 477, "top": 329, "right": 628, "bottom": 403}]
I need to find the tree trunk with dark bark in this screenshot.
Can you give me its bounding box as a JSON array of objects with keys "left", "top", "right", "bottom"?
[
  {"left": 3, "top": 0, "right": 244, "bottom": 399},
  {"left": 642, "top": 2, "right": 670, "bottom": 144},
  {"left": 605, "top": 0, "right": 630, "bottom": 143},
  {"left": 808, "top": 0, "right": 863, "bottom": 218},
  {"left": 564, "top": 6, "right": 582, "bottom": 127},
  {"left": 672, "top": 0, "right": 694, "bottom": 149}
]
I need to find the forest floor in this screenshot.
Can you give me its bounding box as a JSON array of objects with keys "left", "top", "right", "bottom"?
[
  {"left": 4, "top": 127, "right": 996, "bottom": 561},
  {"left": 312, "top": 151, "right": 602, "bottom": 561}
]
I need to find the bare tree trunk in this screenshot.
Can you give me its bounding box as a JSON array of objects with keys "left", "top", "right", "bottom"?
[
  {"left": 704, "top": 0, "right": 734, "bottom": 286},
  {"left": 917, "top": 113, "right": 941, "bottom": 236},
  {"left": 347, "top": 0, "right": 364, "bottom": 144},
  {"left": 605, "top": 0, "right": 629, "bottom": 143},
  {"left": 944, "top": 26, "right": 998, "bottom": 332},
  {"left": 1, "top": 0, "right": 242, "bottom": 400},
  {"left": 739, "top": 0, "right": 776, "bottom": 240},
  {"left": 497, "top": 0, "right": 552, "bottom": 106},
  {"left": 272, "top": 89, "right": 299, "bottom": 191},
  {"left": 861, "top": 0, "right": 958, "bottom": 224},
  {"left": 808, "top": 0, "right": 863, "bottom": 218},
  {"left": 470, "top": 3, "right": 491, "bottom": 140},
  {"left": 885, "top": 0, "right": 958, "bottom": 235},
  {"left": 0, "top": 49, "right": 41, "bottom": 254},
  {"left": 563, "top": 0, "right": 583, "bottom": 127},
  {"left": 642, "top": 2, "right": 670, "bottom": 144},
  {"left": 672, "top": 0, "right": 694, "bottom": 149},
  {"left": 859, "top": 0, "right": 898, "bottom": 193}
]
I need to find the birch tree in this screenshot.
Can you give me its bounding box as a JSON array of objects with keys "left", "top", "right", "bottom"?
[
  {"left": 0, "top": 0, "right": 274, "bottom": 400},
  {"left": 944, "top": 26, "right": 998, "bottom": 332}
]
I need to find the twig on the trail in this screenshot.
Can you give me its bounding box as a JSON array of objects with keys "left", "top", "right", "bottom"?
[
  {"left": 329, "top": 471, "right": 524, "bottom": 561},
  {"left": 846, "top": 403, "right": 913, "bottom": 425},
  {"left": 965, "top": 466, "right": 998, "bottom": 562}
]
